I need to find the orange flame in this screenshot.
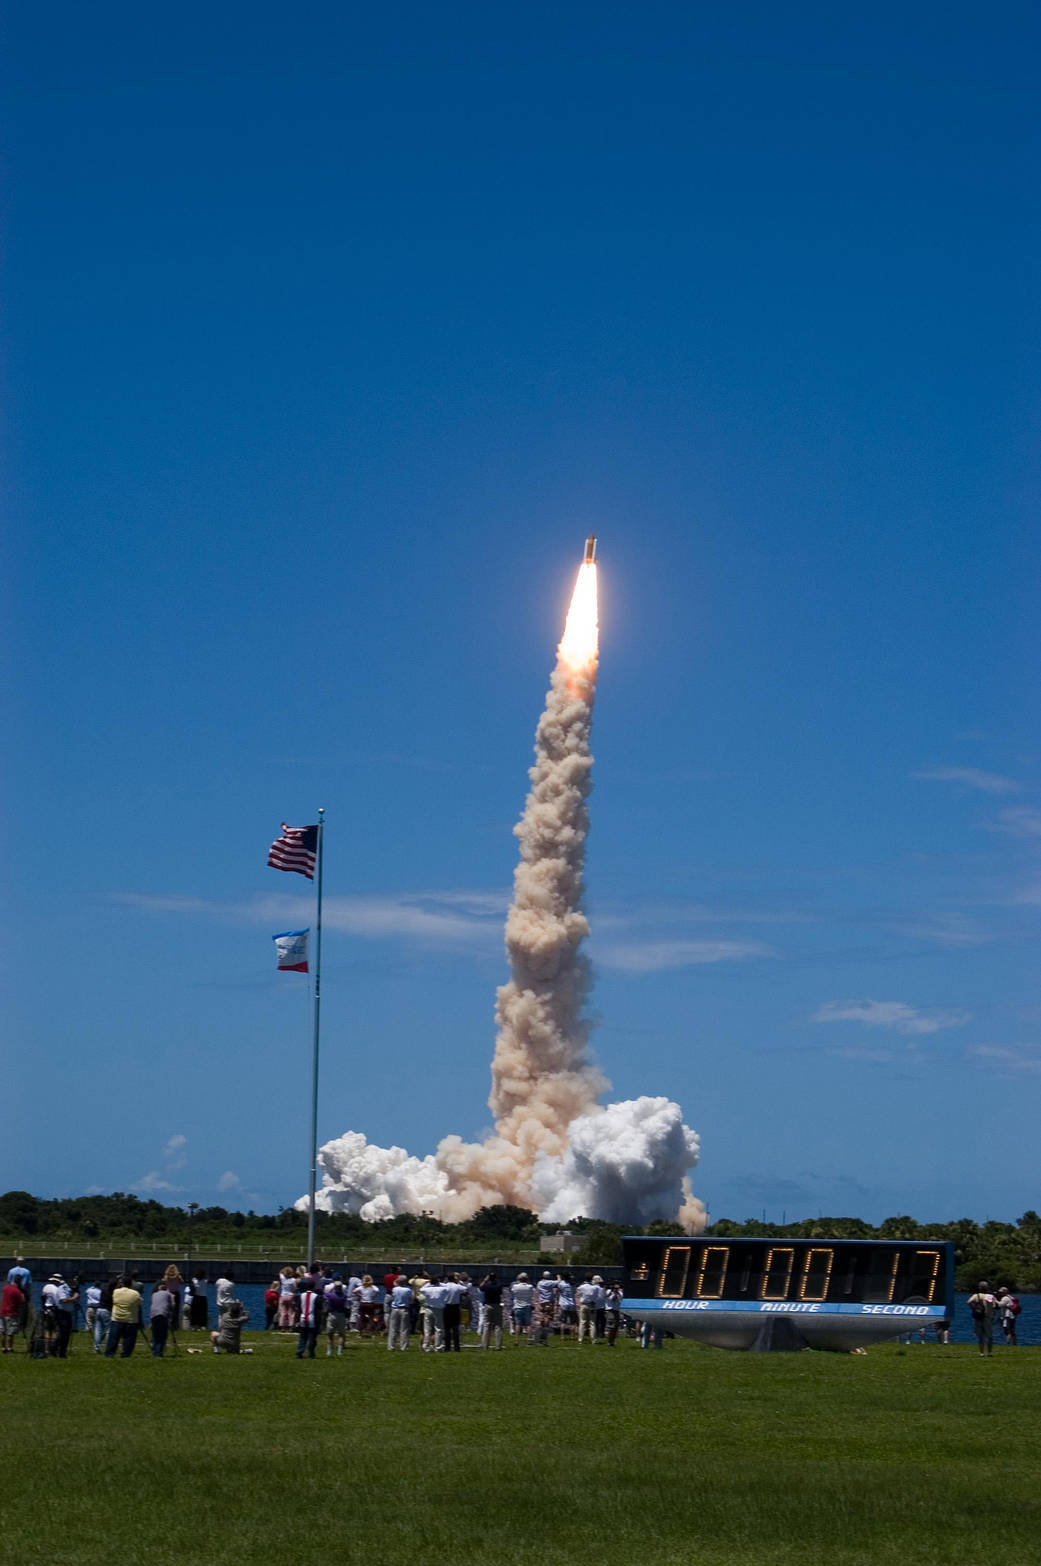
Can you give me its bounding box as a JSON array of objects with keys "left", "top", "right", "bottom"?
[{"left": 557, "top": 560, "right": 599, "bottom": 674}]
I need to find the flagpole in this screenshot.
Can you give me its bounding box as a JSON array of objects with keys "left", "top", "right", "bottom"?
[{"left": 306, "top": 807, "right": 324, "bottom": 1272}]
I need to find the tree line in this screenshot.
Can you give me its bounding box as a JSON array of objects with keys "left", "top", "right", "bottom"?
[{"left": 1, "top": 1190, "right": 1038, "bottom": 1288}]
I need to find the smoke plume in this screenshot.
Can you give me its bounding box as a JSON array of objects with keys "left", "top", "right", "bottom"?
[{"left": 303, "top": 558, "right": 704, "bottom": 1230}]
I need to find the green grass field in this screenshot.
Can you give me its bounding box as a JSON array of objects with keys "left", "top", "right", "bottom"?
[{"left": 4, "top": 1332, "right": 1038, "bottom": 1565}]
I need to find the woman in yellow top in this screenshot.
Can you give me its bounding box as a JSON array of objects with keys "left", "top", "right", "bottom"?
[{"left": 105, "top": 1275, "right": 145, "bottom": 1358}]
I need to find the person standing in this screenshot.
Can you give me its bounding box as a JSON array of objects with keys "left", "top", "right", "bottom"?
[
  {"left": 41, "top": 1274, "right": 62, "bottom": 1354},
  {"left": 215, "top": 1274, "right": 235, "bottom": 1310},
  {"left": 7, "top": 1260, "right": 31, "bottom": 1339},
  {"left": 511, "top": 1273, "right": 534, "bottom": 1343},
  {"left": 54, "top": 1275, "right": 80, "bottom": 1358},
  {"left": 479, "top": 1272, "right": 504, "bottom": 1350},
  {"left": 83, "top": 1280, "right": 102, "bottom": 1342},
  {"left": 966, "top": 1281, "right": 997, "bottom": 1357},
  {"left": 466, "top": 1275, "right": 484, "bottom": 1339},
  {"left": 575, "top": 1276, "right": 599, "bottom": 1344},
  {"left": 533, "top": 1272, "right": 558, "bottom": 1346},
  {"left": 295, "top": 1284, "right": 323, "bottom": 1358},
  {"left": 442, "top": 1274, "right": 465, "bottom": 1352},
  {"left": 556, "top": 1273, "right": 576, "bottom": 1339},
  {"left": 409, "top": 1268, "right": 429, "bottom": 1336},
  {"left": 189, "top": 1275, "right": 210, "bottom": 1331},
  {"left": 324, "top": 1277, "right": 350, "bottom": 1356},
  {"left": 591, "top": 1276, "right": 608, "bottom": 1342},
  {"left": 6, "top": 1257, "right": 31, "bottom": 1306},
  {"left": 420, "top": 1276, "right": 447, "bottom": 1352},
  {"left": 149, "top": 1280, "right": 175, "bottom": 1356},
  {"left": 345, "top": 1272, "right": 362, "bottom": 1334},
  {"left": 277, "top": 1268, "right": 298, "bottom": 1330},
  {"left": 94, "top": 1278, "right": 114, "bottom": 1353},
  {"left": 604, "top": 1282, "right": 623, "bottom": 1346},
  {"left": 106, "top": 1275, "right": 145, "bottom": 1358},
  {"left": 996, "top": 1287, "right": 1021, "bottom": 1346},
  {"left": 357, "top": 1275, "right": 379, "bottom": 1337},
  {"left": 160, "top": 1266, "right": 183, "bottom": 1331},
  {"left": 387, "top": 1275, "right": 413, "bottom": 1352},
  {"left": 1, "top": 1278, "right": 24, "bottom": 1352}
]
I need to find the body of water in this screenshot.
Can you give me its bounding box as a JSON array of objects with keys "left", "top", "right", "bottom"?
[
  {"left": 113, "top": 1284, "right": 1041, "bottom": 1349},
  {"left": 22, "top": 1279, "right": 1039, "bottom": 1348}
]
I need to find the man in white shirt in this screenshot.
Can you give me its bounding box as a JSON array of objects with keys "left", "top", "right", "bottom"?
[
  {"left": 420, "top": 1277, "right": 448, "bottom": 1352},
  {"left": 387, "top": 1275, "right": 413, "bottom": 1351},
  {"left": 576, "top": 1276, "right": 603, "bottom": 1344},
  {"left": 510, "top": 1273, "right": 534, "bottom": 1343},
  {"left": 215, "top": 1275, "right": 235, "bottom": 1309},
  {"left": 347, "top": 1273, "right": 363, "bottom": 1333},
  {"left": 441, "top": 1274, "right": 465, "bottom": 1352},
  {"left": 41, "top": 1274, "right": 70, "bottom": 1357},
  {"left": 83, "top": 1281, "right": 102, "bottom": 1339}
]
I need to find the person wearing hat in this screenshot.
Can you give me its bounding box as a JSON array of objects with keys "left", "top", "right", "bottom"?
[
  {"left": 996, "top": 1286, "right": 1021, "bottom": 1347},
  {"left": 966, "top": 1281, "right": 997, "bottom": 1357},
  {"left": 53, "top": 1274, "right": 79, "bottom": 1358},
  {"left": 41, "top": 1275, "right": 64, "bottom": 1356}
]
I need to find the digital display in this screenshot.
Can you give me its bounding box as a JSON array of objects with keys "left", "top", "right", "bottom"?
[{"left": 624, "top": 1237, "right": 951, "bottom": 1308}]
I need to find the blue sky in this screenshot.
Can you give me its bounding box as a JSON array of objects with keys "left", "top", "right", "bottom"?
[{"left": 4, "top": 2, "right": 1037, "bottom": 1224}]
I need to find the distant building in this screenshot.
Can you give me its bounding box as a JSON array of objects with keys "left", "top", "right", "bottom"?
[{"left": 539, "top": 1232, "right": 584, "bottom": 1256}]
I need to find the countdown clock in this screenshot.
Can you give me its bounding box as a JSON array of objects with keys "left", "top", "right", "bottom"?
[{"left": 621, "top": 1236, "right": 955, "bottom": 1350}]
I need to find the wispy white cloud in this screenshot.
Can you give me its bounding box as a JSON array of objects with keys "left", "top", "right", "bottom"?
[
  {"left": 597, "top": 939, "right": 775, "bottom": 974},
  {"left": 601, "top": 900, "right": 806, "bottom": 927},
  {"left": 812, "top": 1000, "right": 970, "bottom": 1036},
  {"left": 821, "top": 1044, "right": 901, "bottom": 1064},
  {"left": 133, "top": 1132, "right": 189, "bottom": 1194},
  {"left": 113, "top": 887, "right": 798, "bottom": 962},
  {"left": 112, "top": 890, "right": 505, "bottom": 949},
  {"left": 968, "top": 1045, "right": 1041, "bottom": 1075},
  {"left": 896, "top": 915, "right": 993, "bottom": 948},
  {"left": 913, "top": 767, "right": 1022, "bottom": 795},
  {"left": 989, "top": 807, "right": 1041, "bottom": 838},
  {"left": 136, "top": 1170, "right": 181, "bottom": 1193},
  {"left": 217, "top": 1170, "right": 242, "bottom": 1193}
]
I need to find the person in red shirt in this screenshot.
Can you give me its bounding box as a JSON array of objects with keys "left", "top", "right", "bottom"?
[{"left": 1, "top": 1280, "right": 26, "bottom": 1352}]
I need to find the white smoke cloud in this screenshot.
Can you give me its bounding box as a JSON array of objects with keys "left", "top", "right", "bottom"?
[
  {"left": 303, "top": 562, "right": 703, "bottom": 1231},
  {"left": 530, "top": 1096, "right": 702, "bottom": 1225},
  {"left": 313, "top": 1132, "right": 451, "bottom": 1222}
]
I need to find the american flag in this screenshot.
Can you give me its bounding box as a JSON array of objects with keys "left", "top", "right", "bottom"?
[{"left": 267, "top": 822, "right": 318, "bottom": 879}]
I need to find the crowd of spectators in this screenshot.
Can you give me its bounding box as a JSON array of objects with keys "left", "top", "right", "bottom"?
[{"left": 1, "top": 1255, "right": 629, "bottom": 1360}]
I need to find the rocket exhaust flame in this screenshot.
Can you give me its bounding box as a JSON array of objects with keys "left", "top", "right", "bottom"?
[
  {"left": 303, "top": 540, "right": 704, "bottom": 1229},
  {"left": 557, "top": 559, "right": 599, "bottom": 676}
]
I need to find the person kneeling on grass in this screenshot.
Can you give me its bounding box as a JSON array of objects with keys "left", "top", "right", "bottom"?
[{"left": 210, "top": 1297, "right": 249, "bottom": 1354}]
